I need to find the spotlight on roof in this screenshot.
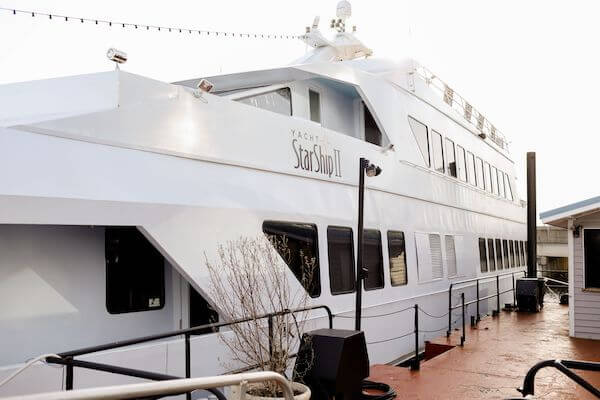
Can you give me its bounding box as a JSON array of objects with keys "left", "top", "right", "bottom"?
[
  {"left": 106, "top": 48, "right": 127, "bottom": 65},
  {"left": 197, "top": 79, "right": 214, "bottom": 93}
]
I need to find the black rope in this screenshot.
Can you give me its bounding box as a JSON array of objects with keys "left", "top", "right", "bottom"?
[
  {"left": 367, "top": 330, "right": 413, "bottom": 345},
  {"left": 418, "top": 306, "right": 450, "bottom": 319},
  {"left": 335, "top": 305, "right": 414, "bottom": 320}
]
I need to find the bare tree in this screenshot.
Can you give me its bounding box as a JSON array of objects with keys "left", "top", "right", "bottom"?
[{"left": 205, "top": 235, "right": 316, "bottom": 396}]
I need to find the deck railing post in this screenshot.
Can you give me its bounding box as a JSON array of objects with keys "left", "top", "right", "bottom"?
[
  {"left": 65, "top": 357, "right": 74, "bottom": 391},
  {"left": 268, "top": 315, "right": 274, "bottom": 362},
  {"left": 512, "top": 273, "right": 516, "bottom": 306},
  {"left": 460, "top": 293, "right": 465, "bottom": 347},
  {"left": 413, "top": 304, "right": 420, "bottom": 370},
  {"left": 495, "top": 275, "right": 501, "bottom": 316},
  {"left": 476, "top": 279, "right": 480, "bottom": 323},
  {"left": 447, "top": 284, "right": 453, "bottom": 337},
  {"left": 185, "top": 333, "right": 191, "bottom": 400}
]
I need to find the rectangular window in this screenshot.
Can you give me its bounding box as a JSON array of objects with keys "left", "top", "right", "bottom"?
[
  {"left": 457, "top": 145, "right": 467, "bottom": 182},
  {"left": 495, "top": 239, "right": 503, "bottom": 269},
  {"left": 364, "top": 103, "right": 383, "bottom": 146},
  {"left": 432, "top": 130, "right": 445, "bottom": 173},
  {"left": 430, "top": 234, "right": 443, "bottom": 279},
  {"left": 488, "top": 238, "right": 496, "bottom": 271},
  {"left": 502, "top": 239, "right": 510, "bottom": 268},
  {"left": 524, "top": 240, "right": 528, "bottom": 264},
  {"left": 263, "top": 221, "right": 321, "bottom": 297},
  {"left": 408, "top": 116, "right": 430, "bottom": 167},
  {"left": 237, "top": 87, "right": 292, "bottom": 116},
  {"left": 490, "top": 166, "right": 499, "bottom": 195},
  {"left": 478, "top": 238, "right": 488, "bottom": 273},
  {"left": 504, "top": 173, "right": 514, "bottom": 201},
  {"left": 467, "top": 151, "right": 477, "bottom": 186},
  {"left": 512, "top": 240, "right": 518, "bottom": 268},
  {"left": 388, "top": 231, "right": 407, "bottom": 286},
  {"left": 327, "top": 226, "right": 356, "bottom": 294},
  {"left": 520, "top": 240, "right": 525, "bottom": 266},
  {"left": 309, "top": 89, "right": 321, "bottom": 123},
  {"left": 363, "top": 230, "right": 384, "bottom": 290},
  {"left": 106, "top": 227, "right": 165, "bottom": 314},
  {"left": 476, "top": 157, "right": 485, "bottom": 190},
  {"left": 446, "top": 236, "right": 457, "bottom": 277},
  {"left": 483, "top": 161, "right": 491, "bottom": 192},
  {"left": 584, "top": 229, "right": 600, "bottom": 289},
  {"left": 445, "top": 138, "right": 457, "bottom": 177},
  {"left": 508, "top": 240, "right": 515, "bottom": 269},
  {"left": 497, "top": 169, "right": 505, "bottom": 198}
]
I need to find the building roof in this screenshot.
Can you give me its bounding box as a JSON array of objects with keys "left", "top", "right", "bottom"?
[{"left": 540, "top": 195, "right": 600, "bottom": 228}]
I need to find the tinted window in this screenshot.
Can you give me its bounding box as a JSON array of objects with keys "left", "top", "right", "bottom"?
[
  {"left": 508, "top": 240, "right": 515, "bottom": 268},
  {"left": 584, "top": 229, "right": 600, "bottom": 288},
  {"left": 408, "top": 117, "right": 430, "bottom": 167},
  {"left": 388, "top": 231, "right": 407, "bottom": 286},
  {"left": 309, "top": 89, "right": 321, "bottom": 123},
  {"left": 520, "top": 241, "right": 525, "bottom": 266},
  {"left": 263, "top": 221, "right": 321, "bottom": 297},
  {"left": 106, "top": 227, "right": 165, "bottom": 314},
  {"left": 502, "top": 239, "right": 510, "bottom": 268},
  {"left": 524, "top": 240, "right": 528, "bottom": 264},
  {"left": 490, "top": 166, "right": 499, "bottom": 195},
  {"left": 497, "top": 169, "right": 505, "bottom": 198},
  {"left": 511, "top": 240, "right": 518, "bottom": 268},
  {"left": 488, "top": 238, "right": 496, "bottom": 271},
  {"left": 363, "top": 230, "right": 384, "bottom": 290},
  {"left": 364, "top": 103, "right": 383, "bottom": 146},
  {"left": 479, "top": 238, "right": 488, "bottom": 273},
  {"left": 237, "top": 88, "right": 292, "bottom": 116},
  {"left": 328, "top": 226, "right": 356, "bottom": 294},
  {"left": 504, "top": 173, "right": 514, "bottom": 201},
  {"left": 432, "top": 130, "right": 444, "bottom": 173},
  {"left": 495, "top": 239, "right": 503, "bottom": 269},
  {"left": 445, "top": 138, "right": 457, "bottom": 177},
  {"left": 467, "top": 151, "right": 477, "bottom": 186},
  {"left": 476, "top": 157, "right": 485, "bottom": 190},
  {"left": 457, "top": 145, "right": 467, "bottom": 182}
]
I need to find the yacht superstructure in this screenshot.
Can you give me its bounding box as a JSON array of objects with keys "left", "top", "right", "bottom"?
[{"left": 0, "top": 2, "right": 526, "bottom": 396}]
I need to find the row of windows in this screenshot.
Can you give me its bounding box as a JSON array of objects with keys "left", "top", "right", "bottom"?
[
  {"left": 408, "top": 116, "right": 514, "bottom": 201},
  {"left": 263, "top": 221, "right": 407, "bottom": 298},
  {"left": 478, "top": 238, "right": 527, "bottom": 273}
]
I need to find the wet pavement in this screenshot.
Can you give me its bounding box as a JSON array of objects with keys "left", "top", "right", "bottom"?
[{"left": 369, "top": 302, "right": 600, "bottom": 399}]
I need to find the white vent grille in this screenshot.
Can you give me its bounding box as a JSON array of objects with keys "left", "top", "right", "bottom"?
[
  {"left": 445, "top": 235, "right": 457, "bottom": 277},
  {"left": 429, "top": 234, "right": 443, "bottom": 279}
]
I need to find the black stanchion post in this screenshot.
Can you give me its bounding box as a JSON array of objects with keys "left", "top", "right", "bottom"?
[
  {"left": 495, "top": 275, "right": 500, "bottom": 316},
  {"left": 65, "top": 357, "right": 73, "bottom": 391},
  {"left": 461, "top": 293, "right": 465, "bottom": 347},
  {"left": 413, "top": 304, "right": 420, "bottom": 370},
  {"left": 185, "top": 333, "right": 191, "bottom": 400},
  {"left": 268, "top": 315, "right": 274, "bottom": 360},
  {"left": 476, "top": 279, "right": 480, "bottom": 323},
  {"left": 447, "top": 284, "right": 453, "bottom": 337},
  {"left": 512, "top": 273, "right": 516, "bottom": 306}
]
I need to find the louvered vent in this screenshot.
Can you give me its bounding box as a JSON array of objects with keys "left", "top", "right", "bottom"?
[
  {"left": 429, "top": 234, "right": 443, "bottom": 279},
  {"left": 445, "top": 236, "right": 457, "bottom": 277}
]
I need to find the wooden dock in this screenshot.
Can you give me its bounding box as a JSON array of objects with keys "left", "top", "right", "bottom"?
[{"left": 369, "top": 302, "right": 600, "bottom": 399}]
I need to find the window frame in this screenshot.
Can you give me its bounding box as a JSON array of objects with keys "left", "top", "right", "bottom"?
[
  {"left": 488, "top": 238, "right": 496, "bottom": 271},
  {"left": 478, "top": 238, "right": 488, "bottom": 273},
  {"left": 490, "top": 165, "right": 499, "bottom": 195},
  {"left": 308, "top": 88, "right": 322, "bottom": 124},
  {"left": 363, "top": 229, "right": 384, "bottom": 290},
  {"left": 387, "top": 230, "right": 408, "bottom": 287},
  {"left": 408, "top": 116, "right": 430, "bottom": 167},
  {"left": 236, "top": 86, "right": 293, "bottom": 116},
  {"left": 456, "top": 145, "right": 467, "bottom": 182},
  {"left": 327, "top": 226, "right": 356, "bottom": 295},
  {"left": 431, "top": 129, "right": 445, "bottom": 173},
  {"left": 502, "top": 239, "right": 510, "bottom": 268},
  {"left": 475, "top": 157, "right": 485, "bottom": 190},
  {"left": 466, "top": 151, "right": 477, "bottom": 186},
  {"left": 584, "top": 228, "right": 600, "bottom": 289},
  {"left": 445, "top": 138, "right": 457, "bottom": 178},
  {"left": 495, "top": 238, "right": 503, "bottom": 270}
]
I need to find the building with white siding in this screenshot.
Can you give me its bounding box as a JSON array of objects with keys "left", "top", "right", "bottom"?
[{"left": 541, "top": 196, "right": 600, "bottom": 339}]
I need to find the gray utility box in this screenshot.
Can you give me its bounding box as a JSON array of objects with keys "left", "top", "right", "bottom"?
[{"left": 516, "top": 277, "right": 545, "bottom": 312}]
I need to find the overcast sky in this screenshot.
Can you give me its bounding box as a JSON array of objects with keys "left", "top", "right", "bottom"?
[{"left": 0, "top": 0, "right": 597, "bottom": 216}]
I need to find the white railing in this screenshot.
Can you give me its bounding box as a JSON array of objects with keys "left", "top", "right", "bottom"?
[
  {"left": 0, "top": 371, "right": 294, "bottom": 400},
  {"left": 414, "top": 65, "right": 509, "bottom": 151}
]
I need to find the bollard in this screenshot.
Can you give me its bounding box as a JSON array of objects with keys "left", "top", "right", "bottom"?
[
  {"left": 413, "top": 304, "right": 420, "bottom": 370},
  {"left": 461, "top": 293, "right": 465, "bottom": 347}
]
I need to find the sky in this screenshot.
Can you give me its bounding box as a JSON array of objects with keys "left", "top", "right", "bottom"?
[{"left": 0, "top": 0, "right": 598, "bottom": 216}]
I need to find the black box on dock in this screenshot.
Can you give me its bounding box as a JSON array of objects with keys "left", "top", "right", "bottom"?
[{"left": 516, "top": 278, "right": 545, "bottom": 312}]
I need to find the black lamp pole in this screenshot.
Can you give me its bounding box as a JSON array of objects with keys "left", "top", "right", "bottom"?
[{"left": 355, "top": 157, "right": 367, "bottom": 331}]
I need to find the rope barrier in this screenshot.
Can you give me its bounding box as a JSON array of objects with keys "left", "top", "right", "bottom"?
[
  {"left": 0, "top": 6, "right": 303, "bottom": 40},
  {"left": 417, "top": 306, "right": 450, "bottom": 319},
  {"left": 335, "top": 305, "right": 414, "bottom": 319},
  {"left": 367, "top": 330, "right": 413, "bottom": 345}
]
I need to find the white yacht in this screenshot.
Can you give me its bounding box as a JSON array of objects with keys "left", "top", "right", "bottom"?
[{"left": 0, "top": 2, "right": 527, "bottom": 396}]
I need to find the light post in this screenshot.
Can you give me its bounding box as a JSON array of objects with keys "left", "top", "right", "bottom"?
[{"left": 355, "top": 157, "right": 382, "bottom": 331}]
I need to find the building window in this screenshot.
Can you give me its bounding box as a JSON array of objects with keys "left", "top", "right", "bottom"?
[
  {"left": 408, "top": 116, "right": 430, "bottom": 167},
  {"left": 495, "top": 239, "right": 503, "bottom": 269},
  {"left": 388, "top": 231, "right": 407, "bottom": 286},
  {"left": 363, "top": 230, "right": 384, "bottom": 290},
  {"left": 430, "top": 234, "right": 443, "bottom": 279},
  {"left": 488, "top": 238, "right": 496, "bottom": 271},
  {"left": 504, "top": 173, "right": 514, "bottom": 201},
  {"left": 237, "top": 87, "right": 292, "bottom": 116},
  {"left": 309, "top": 89, "right": 321, "bottom": 123},
  {"left": 328, "top": 226, "right": 356, "bottom": 294},
  {"left": 484, "top": 161, "right": 492, "bottom": 192},
  {"left": 446, "top": 236, "right": 457, "bottom": 277},
  {"left": 445, "top": 138, "right": 457, "bottom": 177},
  {"left": 497, "top": 169, "right": 506, "bottom": 198},
  {"left": 189, "top": 285, "right": 219, "bottom": 334},
  {"left": 467, "top": 151, "right": 477, "bottom": 186},
  {"left": 584, "top": 229, "right": 600, "bottom": 289},
  {"left": 432, "top": 130, "right": 445, "bottom": 173},
  {"left": 502, "top": 239, "right": 510, "bottom": 268},
  {"left": 490, "top": 166, "right": 499, "bottom": 195},
  {"left": 105, "top": 227, "right": 165, "bottom": 314},
  {"left": 479, "top": 238, "right": 488, "bottom": 273},
  {"left": 263, "top": 221, "right": 321, "bottom": 297},
  {"left": 476, "top": 157, "right": 485, "bottom": 190},
  {"left": 457, "top": 145, "right": 467, "bottom": 182}
]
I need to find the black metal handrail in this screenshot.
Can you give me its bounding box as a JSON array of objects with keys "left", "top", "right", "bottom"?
[
  {"left": 447, "top": 270, "right": 526, "bottom": 336},
  {"left": 519, "top": 359, "right": 600, "bottom": 398},
  {"left": 46, "top": 304, "right": 333, "bottom": 397}
]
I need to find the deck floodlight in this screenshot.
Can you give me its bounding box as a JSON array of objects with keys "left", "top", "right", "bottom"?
[
  {"left": 197, "top": 79, "right": 214, "bottom": 93},
  {"left": 365, "top": 162, "right": 382, "bottom": 177},
  {"left": 106, "top": 48, "right": 127, "bottom": 64}
]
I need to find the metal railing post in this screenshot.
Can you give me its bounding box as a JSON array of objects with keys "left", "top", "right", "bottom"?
[
  {"left": 460, "top": 293, "right": 465, "bottom": 347},
  {"left": 65, "top": 357, "right": 74, "bottom": 391},
  {"left": 476, "top": 279, "right": 480, "bottom": 323},
  {"left": 512, "top": 273, "right": 516, "bottom": 306},
  {"left": 413, "top": 304, "right": 420, "bottom": 370},
  {"left": 447, "top": 284, "right": 453, "bottom": 337},
  {"left": 495, "top": 275, "right": 500, "bottom": 316},
  {"left": 185, "top": 333, "right": 191, "bottom": 400},
  {"left": 268, "top": 315, "right": 274, "bottom": 362}
]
